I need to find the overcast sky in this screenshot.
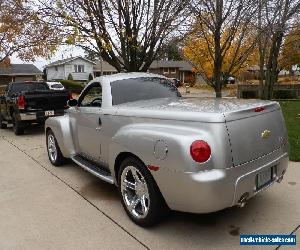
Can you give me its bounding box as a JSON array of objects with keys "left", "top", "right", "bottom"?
[{"left": 11, "top": 46, "right": 85, "bottom": 70}]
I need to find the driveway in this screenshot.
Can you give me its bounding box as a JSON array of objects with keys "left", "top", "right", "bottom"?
[{"left": 0, "top": 126, "right": 299, "bottom": 249}]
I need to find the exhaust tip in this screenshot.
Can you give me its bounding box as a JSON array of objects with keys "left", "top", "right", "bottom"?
[
  {"left": 237, "top": 192, "right": 249, "bottom": 208},
  {"left": 277, "top": 175, "right": 284, "bottom": 183}
]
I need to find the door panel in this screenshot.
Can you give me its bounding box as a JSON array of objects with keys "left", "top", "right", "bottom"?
[
  {"left": 76, "top": 107, "right": 102, "bottom": 162},
  {"left": 70, "top": 82, "right": 103, "bottom": 163}
]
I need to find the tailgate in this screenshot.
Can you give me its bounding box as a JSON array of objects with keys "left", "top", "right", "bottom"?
[
  {"left": 224, "top": 104, "right": 287, "bottom": 166},
  {"left": 24, "top": 90, "right": 69, "bottom": 111}
]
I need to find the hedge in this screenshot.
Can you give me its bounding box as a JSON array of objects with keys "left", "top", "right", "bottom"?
[
  {"left": 273, "top": 89, "right": 297, "bottom": 99},
  {"left": 60, "top": 80, "right": 84, "bottom": 93}
]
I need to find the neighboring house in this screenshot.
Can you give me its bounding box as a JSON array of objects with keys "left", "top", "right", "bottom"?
[
  {"left": 0, "top": 64, "right": 42, "bottom": 85},
  {"left": 45, "top": 56, "right": 95, "bottom": 82},
  {"left": 148, "top": 60, "right": 195, "bottom": 83},
  {"left": 247, "top": 65, "right": 289, "bottom": 77},
  {"left": 94, "top": 60, "right": 118, "bottom": 77}
]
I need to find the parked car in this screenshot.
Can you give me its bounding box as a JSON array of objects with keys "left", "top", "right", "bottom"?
[
  {"left": 0, "top": 81, "right": 70, "bottom": 135},
  {"left": 227, "top": 76, "right": 235, "bottom": 84},
  {"left": 47, "top": 82, "right": 65, "bottom": 90},
  {"left": 45, "top": 73, "right": 288, "bottom": 227}
]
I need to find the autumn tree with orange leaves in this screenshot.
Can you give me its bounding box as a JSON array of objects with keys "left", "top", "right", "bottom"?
[
  {"left": 279, "top": 25, "right": 300, "bottom": 74},
  {"left": 186, "top": 0, "right": 258, "bottom": 98},
  {"left": 184, "top": 26, "right": 257, "bottom": 85},
  {"left": 0, "top": 0, "right": 60, "bottom": 64}
]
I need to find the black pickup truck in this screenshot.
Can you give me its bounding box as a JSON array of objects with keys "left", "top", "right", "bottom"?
[{"left": 0, "top": 81, "right": 70, "bottom": 135}]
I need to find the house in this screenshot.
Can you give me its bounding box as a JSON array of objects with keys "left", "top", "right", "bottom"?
[
  {"left": 45, "top": 56, "right": 95, "bottom": 82},
  {"left": 0, "top": 64, "right": 42, "bottom": 85},
  {"left": 93, "top": 60, "right": 118, "bottom": 76},
  {"left": 148, "top": 60, "right": 195, "bottom": 83}
]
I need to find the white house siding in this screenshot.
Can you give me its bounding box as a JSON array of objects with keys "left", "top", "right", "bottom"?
[
  {"left": 46, "top": 58, "right": 94, "bottom": 82},
  {"left": 46, "top": 65, "right": 65, "bottom": 81},
  {"left": 64, "top": 58, "right": 94, "bottom": 81}
]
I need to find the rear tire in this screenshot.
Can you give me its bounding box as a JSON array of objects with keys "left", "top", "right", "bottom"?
[
  {"left": 46, "top": 130, "right": 66, "bottom": 166},
  {"left": 118, "top": 156, "right": 168, "bottom": 227},
  {"left": 12, "top": 113, "right": 24, "bottom": 135},
  {"left": 0, "top": 114, "right": 7, "bottom": 129}
]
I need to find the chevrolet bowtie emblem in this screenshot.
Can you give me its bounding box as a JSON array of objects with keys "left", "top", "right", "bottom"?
[{"left": 261, "top": 130, "right": 271, "bottom": 139}]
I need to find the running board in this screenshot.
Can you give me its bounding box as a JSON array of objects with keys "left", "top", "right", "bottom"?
[{"left": 71, "top": 155, "right": 114, "bottom": 184}]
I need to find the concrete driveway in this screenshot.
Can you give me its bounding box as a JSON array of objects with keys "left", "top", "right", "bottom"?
[{"left": 0, "top": 126, "right": 299, "bottom": 249}]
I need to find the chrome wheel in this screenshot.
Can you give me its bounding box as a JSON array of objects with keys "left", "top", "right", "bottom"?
[
  {"left": 47, "top": 134, "right": 57, "bottom": 163},
  {"left": 121, "top": 166, "right": 150, "bottom": 219}
]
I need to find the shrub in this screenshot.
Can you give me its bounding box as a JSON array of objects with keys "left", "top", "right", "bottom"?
[
  {"left": 241, "top": 90, "right": 258, "bottom": 99},
  {"left": 273, "top": 89, "right": 297, "bottom": 99},
  {"left": 60, "top": 80, "right": 84, "bottom": 93},
  {"left": 88, "top": 73, "right": 94, "bottom": 81},
  {"left": 68, "top": 73, "right": 73, "bottom": 80}
]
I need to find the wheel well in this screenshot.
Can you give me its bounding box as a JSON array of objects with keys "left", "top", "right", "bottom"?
[
  {"left": 114, "top": 152, "right": 144, "bottom": 182},
  {"left": 45, "top": 127, "right": 52, "bottom": 135},
  {"left": 114, "top": 151, "right": 169, "bottom": 209}
]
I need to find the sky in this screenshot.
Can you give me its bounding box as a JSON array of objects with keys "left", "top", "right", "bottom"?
[{"left": 11, "top": 45, "right": 84, "bottom": 70}]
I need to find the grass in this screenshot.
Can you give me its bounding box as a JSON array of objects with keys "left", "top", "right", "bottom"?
[{"left": 280, "top": 100, "right": 300, "bottom": 161}]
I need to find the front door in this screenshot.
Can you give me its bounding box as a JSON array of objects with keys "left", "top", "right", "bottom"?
[{"left": 71, "top": 82, "right": 103, "bottom": 163}]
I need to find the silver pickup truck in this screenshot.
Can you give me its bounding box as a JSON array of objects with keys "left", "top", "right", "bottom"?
[{"left": 45, "top": 73, "right": 288, "bottom": 227}]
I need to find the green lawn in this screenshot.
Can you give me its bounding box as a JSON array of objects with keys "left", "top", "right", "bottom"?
[{"left": 280, "top": 101, "right": 300, "bottom": 161}]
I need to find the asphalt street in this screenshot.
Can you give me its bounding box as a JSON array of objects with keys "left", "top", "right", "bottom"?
[{"left": 0, "top": 125, "right": 299, "bottom": 249}]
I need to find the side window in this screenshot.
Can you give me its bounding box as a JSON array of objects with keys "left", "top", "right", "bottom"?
[{"left": 79, "top": 83, "right": 102, "bottom": 107}]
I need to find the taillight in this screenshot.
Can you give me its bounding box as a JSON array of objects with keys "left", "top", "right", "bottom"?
[
  {"left": 190, "top": 140, "right": 211, "bottom": 163},
  {"left": 68, "top": 92, "right": 73, "bottom": 100},
  {"left": 254, "top": 107, "right": 264, "bottom": 112},
  {"left": 17, "top": 95, "right": 26, "bottom": 110}
]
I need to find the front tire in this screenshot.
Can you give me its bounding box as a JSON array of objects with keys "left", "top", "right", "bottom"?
[
  {"left": 46, "top": 130, "right": 66, "bottom": 166},
  {"left": 12, "top": 113, "right": 24, "bottom": 135},
  {"left": 0, "top": 114, "right": 7, "bottom": 129},
  {"left": 118, "top": 157, "right": 168, "bottom": 227}
]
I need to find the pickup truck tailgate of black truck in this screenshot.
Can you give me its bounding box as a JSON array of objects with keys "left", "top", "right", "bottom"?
[{"left": 24, "top": 90, "right": 69, "bottom": 110}]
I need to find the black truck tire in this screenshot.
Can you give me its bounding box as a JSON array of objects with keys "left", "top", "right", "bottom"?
[
  {"left": 0, "top": 114, "right": 7, "bottom": 129},
  {"left": 12, "top": 113, "right": 24, "bottom": 135}
]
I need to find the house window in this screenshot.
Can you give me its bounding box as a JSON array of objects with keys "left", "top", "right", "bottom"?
[
  {"left": 74, "top": 65, "right": 85, "bottom": 73},
  {"left": 55, "top": 66, "right": 58, "bottom": 71},
  {"left": 170, "top": 68, "right": 176, "bottom": 74},
  {"left": 163, "top": 68, "right": 169, "bottom": 74}
]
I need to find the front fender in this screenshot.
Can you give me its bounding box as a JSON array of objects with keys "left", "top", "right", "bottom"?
[{"left": 45, "top": 115, "right": 75, "bottom": 158}]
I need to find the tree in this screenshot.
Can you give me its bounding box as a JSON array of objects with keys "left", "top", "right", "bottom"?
[
  {"left": 88, "top": 73, "right": 94, "bottom": 81},
  {"left": 256, "top": 0, "right": 300, "bottom": 100},
  {"left": 159, "top": 43, "right": 183, "bottom": 60},
  {"left": 0, "top": 0, "right": 60, "bottom": 63},
  {"left": 184, "top": 26, "right": 258, "bottom": 86},
  {"left": 279, "top": 25, "right": 300, "bottom": 74},
  {"left": 68, "top": 73, "right": 73, "bottom": 81},
  {"left": 35, "top": 0, "right": 190, "bottom": 72},
  {"left": 189, "top": 0, "right": 258, "bottom": 97}
]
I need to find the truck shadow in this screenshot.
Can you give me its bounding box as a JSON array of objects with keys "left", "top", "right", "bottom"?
[
  {"left": 7, "top": 123, "right": 45, "bottom": 136},
  {"left": 79, "top": 179, "right": 119, "bottom": 201}
]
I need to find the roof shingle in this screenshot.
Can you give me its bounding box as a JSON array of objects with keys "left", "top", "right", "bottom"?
[
  {"left": 0, "top": 64, "right": 42, "bottom": 75},
  {"left": 149, "top": 60, "right": 193, "bottom": 71}
]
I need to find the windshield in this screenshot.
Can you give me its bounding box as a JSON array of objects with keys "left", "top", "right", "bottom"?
[
  {"left": 111, "top": 77, "right": 181, "bottom": 105},
  {"left": 10, "top": 82, "right": 49, "bottom": 93},
  {"left": 51, "top": 84, "right": 64, "bottom": 88}
]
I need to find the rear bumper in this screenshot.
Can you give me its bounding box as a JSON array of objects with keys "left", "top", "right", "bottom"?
[
  {"left": 20, "top": 113, "right": 36, "bottom": 121},
  {"left": 19, "top": 110, "right": 65, "bottom": 122},
  {"left": 154, "top": 148, "right": 289, "bottom": 213}
]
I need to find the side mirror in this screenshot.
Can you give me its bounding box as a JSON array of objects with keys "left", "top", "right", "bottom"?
[{"left": 68, "top": 99, "right": 78, "bottom": 107}]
